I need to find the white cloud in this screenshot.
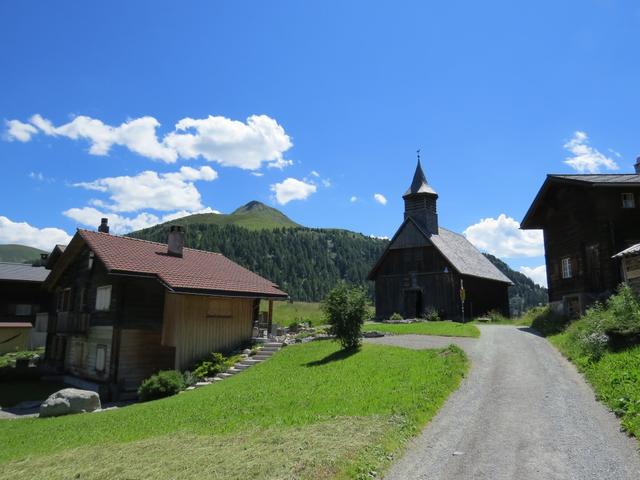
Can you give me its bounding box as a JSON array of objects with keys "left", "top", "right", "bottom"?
[
  {"left": 251, "top": 172, "right": 264, "bottom": 177},
  {"left": 310, "top": 170, "right": 320, "bottom": 177},
  {"left": 270, "top": 178, "right": 317, "bottom": 205},
  {"left": 5, "top": 113, "right": 293, "bottom": 170},
  {"left": 4, "top": 120, "right": 38, "bottom": 142},
  {"left": 63, "top": 206, "right": 219, "bottom": 235},
  {"left": 520, "top": 265, "right": 548, "bottom": 288},
  {"left": 73, "top": 166, "right": 217, "bottom": 212},
  {"left": 564, "top": 131, "right": 619, "bottom": 173},
  {"left": 350, "top": 196, "right": 358, "bottom": 203},
  {"left": 463, "top": 214, "right": 544, "bottom": 258},
  {"left": 373, "top": 193, "right": 387, "bottom": 205},
  {"left": 0, "top": 216, "right": 72, "bottom": 250}
]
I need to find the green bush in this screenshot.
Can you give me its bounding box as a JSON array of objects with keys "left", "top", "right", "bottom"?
[
  {"left": 389, "top": 312, "right": 403, "bottom": 321},
  {"left": 528, "top": 306, "right": 569, "bottom": 336},
  {"left": 421, "top": 308, "right": 441, "bottom": 322},
  {"left": 288, "top": 321, "right": 301, "bottom": 332},
  {"left": 602, "top": 284, "right": 640, "bottom": 339},
  {"left": 138, "top": 370, "right": 185, "bottom": 401},
  {"left": 322, "top": 282, "right": 368, "bottom": 350},
  {"left": 193, "top": 352, "right": 231, "bottom": 380},
  {"left": 182, "top": 370, "right": 198, "bottom": 387}
]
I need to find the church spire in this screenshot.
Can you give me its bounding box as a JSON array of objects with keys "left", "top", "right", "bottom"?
[
  {"left": 404, "top": 154, "right": 437, "bottom": 197},
  {"left": 403, "top": 153, "right": 439, "bottom": 235}
]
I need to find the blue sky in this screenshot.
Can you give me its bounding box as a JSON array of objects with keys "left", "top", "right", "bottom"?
[{"left": 2, "top": 1, "right": 640, "bottom": 287}]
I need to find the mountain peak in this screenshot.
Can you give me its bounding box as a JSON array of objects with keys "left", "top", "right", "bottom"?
[{"left": 232, "top": 200, "right": 271, "bottom": 214}]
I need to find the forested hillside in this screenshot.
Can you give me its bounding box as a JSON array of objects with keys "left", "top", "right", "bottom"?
[
  {"left": 0, "top": 244, "right": 46, "bottom": 263},
  {"left": 484, "top": 253, "right": 548, "bottom": 315},
  {"left": 129, "top": 224, "right": 387, "bottom": 301}
]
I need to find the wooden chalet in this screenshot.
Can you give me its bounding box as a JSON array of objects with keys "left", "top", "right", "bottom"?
[
  {"left": 521, "top": 159, "right": 640, "bottom": 316},
  {"left": 0, "top": 261, "right": 50, "bottom": 351},
  {"left": 369, "top": 161, "right": 512, "bottom": 320},
  {"left": 43, "top": 220, "right": 287, "bottom": 398}
]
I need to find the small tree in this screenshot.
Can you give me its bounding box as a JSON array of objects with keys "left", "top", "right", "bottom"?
[{"left": 322, "top": 282, "right": 368, "bottom": 350}]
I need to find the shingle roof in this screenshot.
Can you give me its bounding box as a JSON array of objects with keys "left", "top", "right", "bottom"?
[
  {"left": 0, "top": 262, "right": 49, "bottom": 282},
  {"left": 369, "top": 218, "right": 512, "bottom": 284},
  {"left": 549, "top": 174, "right": 640, "bottom": 185},
  {"left": 78, "top": 230, "right": 287, "bottom": 298},
  {"left": 612, "top": 243, "right": 640, "bottom": 258},
  {"left": 430, "top": 227, "right": 512, "bottom": 284},
  {"left": 404, "top": 160, "right": 438, "bottom": 196}
]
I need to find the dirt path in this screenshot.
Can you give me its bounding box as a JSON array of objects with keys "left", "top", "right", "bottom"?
[{"left": 366, "top": 325, "right": 640, "bottom": 480}]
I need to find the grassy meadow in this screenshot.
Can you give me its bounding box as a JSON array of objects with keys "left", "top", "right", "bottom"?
[
  {"left": 363, "top": 321, "right": 480, "bottom": 338},
  {"left": 0, "top": 340, "right": 468, "bottom": 480}
]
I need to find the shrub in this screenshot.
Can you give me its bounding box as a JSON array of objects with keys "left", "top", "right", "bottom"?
[
  {"left": 390, "top": 312, "right": 403, "bottom": 321},
  {"left": 193, "top": 352, "right": 231, "bottom": 380},
  {"left": 322, "top": 282, "right": 368, "bottom": 350},
  {"left": 288, "top": 321, "right": 301, "bottom": 333},
  {"left": 602, "top": 284, "right": 640, "bottom": 344},
  {"left": 420, "top": 308, "right": 441, "bottom": 322},
  {"left": 528, "top": 306, "right": 569, "bottom": 336},
  {"left": 138, "top": 370, "right": 185, "bottom": 401},
  {"left": 182, "top": 370, "right": 198, "bottom": 387}
]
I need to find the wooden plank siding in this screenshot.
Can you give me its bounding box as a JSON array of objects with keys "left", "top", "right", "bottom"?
[
  {"left": 163, "top": 293, "right": 254, "bottom": 370},
  {"left": 63, "top": 326, "right": 113, "bottom": 382},
  {"left": 117, "top": 329, "right": 175, "bottom": 390}
]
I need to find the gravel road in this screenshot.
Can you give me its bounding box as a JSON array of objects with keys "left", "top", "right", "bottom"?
[{"left": 366, "top": 325, "right": 640, "bottom": 480}]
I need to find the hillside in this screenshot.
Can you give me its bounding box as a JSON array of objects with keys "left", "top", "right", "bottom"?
[
  {"left": 483, "top": 253, "right": 548, "bottom": 315},
  {"left": 159, "top": 201, "right": 299, "bottom": 231},
  {"left": 129, "top": 201, "right": 547, "bottom": 311},
  {"left": 0, "top": 244, "right": 47, "bottom": 263},
  {"left": 129, "top": 223, "right": 387, "bottom": 301}
]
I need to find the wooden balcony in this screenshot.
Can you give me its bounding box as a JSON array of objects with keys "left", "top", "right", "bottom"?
[{"left": 54, "top": 312, "right": 89, "bottom": 335}]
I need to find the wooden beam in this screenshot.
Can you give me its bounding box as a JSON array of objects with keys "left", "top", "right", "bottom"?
[{"left": 268, "top": 300, "right": 274, "bottom": 337}]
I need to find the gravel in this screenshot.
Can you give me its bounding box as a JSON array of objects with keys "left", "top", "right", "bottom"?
[{"left": 366, "top": 325, "right": 640, "bottom": 480}]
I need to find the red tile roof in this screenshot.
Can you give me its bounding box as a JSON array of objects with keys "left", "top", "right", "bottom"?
[{"left": 78, "top": 230, "right": 287, "bottom": 298}]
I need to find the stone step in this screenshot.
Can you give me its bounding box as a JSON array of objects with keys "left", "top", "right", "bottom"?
[
  {"left": 253, "top": 354, "right": 274, "bottom": 360},
  {"left": 227, "top": 367, "right": 243, "bottom": 373},
  {"left": 262, "top": 342, "right": 283, "bottom": 348},
  {"left": 239, "top": 359, "right": 263, "bottom": 366},
  {"left": 218, "top": 372, "right": 234, "bottom": 378},
  {"left": 233, "top": 363, "right": 251, "bottom": 370},
  {"left": 259, "top": 347, "right": 280, "bottom": 353}
]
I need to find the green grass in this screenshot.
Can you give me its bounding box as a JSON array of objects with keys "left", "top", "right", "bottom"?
[
  {"left": 550, "top": 332, "right": 640, "bottom": 439},
  {"left": 0, "top": 340, "right": 468, "bottom": 479},
  {"left": 363, "top": 321, "right": 480, "bottom": 338},
  {"left": 266, "top": 300, "right": 326, "bottom": 327}
]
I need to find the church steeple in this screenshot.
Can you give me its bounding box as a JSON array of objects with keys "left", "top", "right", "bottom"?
[{"left": 403, "top": 156, "right": 439, "bottom": 235}]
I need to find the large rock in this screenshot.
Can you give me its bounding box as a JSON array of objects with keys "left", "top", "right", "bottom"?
[{"left": 39, "top": 388, "right": 101, "bottom": 418}]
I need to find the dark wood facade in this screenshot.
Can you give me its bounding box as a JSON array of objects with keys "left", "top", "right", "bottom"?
[
  {"left": 44, "top": 228, "right": 286, "bottom": 399},
  {"left": 369, "top": 162, "right": 512, "bottom": 320},
  {"left": 522, "top": 173, "right": 640, "bottom": 316}
]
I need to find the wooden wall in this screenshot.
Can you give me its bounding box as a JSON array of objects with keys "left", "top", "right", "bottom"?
[
  {"left": 163, "top": 293, "right": 254, "bottom": 370},
  {"left": 117, "top": 329, "right": 175, "bottom": 390},
  {"left": 63, "top": 326, "right": 113, "bottom": 381}
]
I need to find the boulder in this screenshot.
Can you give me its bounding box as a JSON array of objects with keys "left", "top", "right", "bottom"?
[{"left": 39, "top": 388, "right": 101, "bottom": 418}]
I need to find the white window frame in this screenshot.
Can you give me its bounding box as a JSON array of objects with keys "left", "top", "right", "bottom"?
[
  {"left": 95, "top": 285, "right": 112, "bottom": 311},
  {"left": 95, "top": 344, "right": 107, "bottom": 373},
  {"left": 561, "top": 257, "right": 573, "bottom": 279},
  {"left": 621, "top": 193, "right": 635, "bottom": 209}
]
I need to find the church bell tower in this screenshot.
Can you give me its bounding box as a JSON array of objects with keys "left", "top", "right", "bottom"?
[{"left": 403, "top": 157, "right": 439, "bottom": 235}]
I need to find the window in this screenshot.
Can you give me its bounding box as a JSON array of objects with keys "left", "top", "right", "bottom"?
[
  {"left": 15, "top": 304, "right": 32, "bottom": 316},
  {"left": 95, "top": 344, "right": 107, "bottom": 373},
  {"left": 95, "top": 285, "right": 112, "bottom": 311},
  {"left": 561, "top": 257, "right": 573, "bottom": 279},
  {"left": 57, "top": 288, "right": 71, "bottom": 312},
  {"left": 622, "top": 193, "right": 635, "bottom": 209}
]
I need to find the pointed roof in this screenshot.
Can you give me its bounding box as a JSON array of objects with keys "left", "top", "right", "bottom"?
[{"left": 404, "top": 160, "right": 437, "bottom": 197}]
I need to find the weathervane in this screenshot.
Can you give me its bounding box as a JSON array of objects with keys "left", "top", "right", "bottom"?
[{"left": 417, "top": 149, "right": 421, "bottom": 163}]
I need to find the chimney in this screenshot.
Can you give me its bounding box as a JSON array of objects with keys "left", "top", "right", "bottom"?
[
  {"left": 98, "top": 218, "right": 110, "bottom": 234},
  {"left": 40, "top": 253, "right": 48, "bottom": 261},
  {"left": 167, "top": 225, "right": 184, "bottom": 258},
  {"left": 635, "top": 157, "right": 640, "bottom": 174}
]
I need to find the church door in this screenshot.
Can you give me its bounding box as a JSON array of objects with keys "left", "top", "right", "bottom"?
[{"left": 403, "top": 290, "right": 422, "bottom": 319}]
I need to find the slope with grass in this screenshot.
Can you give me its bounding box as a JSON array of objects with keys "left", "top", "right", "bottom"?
[
  {"left": 550, "top": 333, "right": 640, "bottom": 439},
  {"left": 363, "top": 321, "right": 480, "bottom": 338},
  {"left": 0, "top": 340, "right": 468, "bottom": 480},
  {"left": 0, "top": 244, "right": 46, "bottom": 263}
]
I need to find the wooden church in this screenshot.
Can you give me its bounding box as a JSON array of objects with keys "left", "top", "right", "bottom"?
[{"left": 368, "top": 160, "right": 512, "bottom": 320}]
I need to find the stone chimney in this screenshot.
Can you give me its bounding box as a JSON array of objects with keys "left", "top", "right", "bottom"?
[
  {"left": 98, "top": 218, "right": 109, "bottom": 234},
  {"left": 167, "top": 225, "right": 185, "bottom": 258},
  {"left": 635, "top": 157, "right": 640, "bottom": 174}
]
